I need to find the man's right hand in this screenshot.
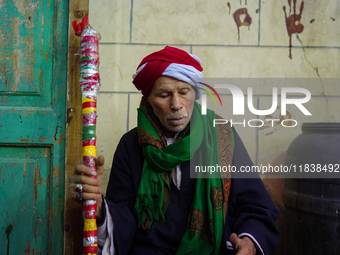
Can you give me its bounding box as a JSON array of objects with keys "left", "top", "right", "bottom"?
[
  {"left": 69, "top": 156, "right": 105, "bottom": 222},
  {"left": 229, "top": 233, "right": 256, "bottom": 255}
]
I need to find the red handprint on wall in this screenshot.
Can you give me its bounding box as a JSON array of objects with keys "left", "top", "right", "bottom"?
[
  {"left": 233, "top": 8, "right": 252, "bottom": 42},
  {"left": 283, "top": 0, "right": 305, "bottom": 59}
]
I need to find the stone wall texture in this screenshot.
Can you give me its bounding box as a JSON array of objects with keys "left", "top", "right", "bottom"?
[{"left": 89, "top": 0, "right": 340, "bottom": 190}]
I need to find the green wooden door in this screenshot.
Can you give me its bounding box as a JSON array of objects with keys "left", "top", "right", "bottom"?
[{"left": 0, "top": 1, "right": 68, "bottom": 254}]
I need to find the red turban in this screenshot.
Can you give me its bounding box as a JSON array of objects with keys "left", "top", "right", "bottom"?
[{"left": 132, "top": 46, "right": 203, "bottom": 97}]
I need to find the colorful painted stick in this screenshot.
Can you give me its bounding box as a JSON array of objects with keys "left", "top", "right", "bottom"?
[{"left": 72, "top": 14, "right": 101, "bottom": 255}]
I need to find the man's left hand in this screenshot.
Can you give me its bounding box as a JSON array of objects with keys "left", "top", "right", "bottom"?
[{"left": 229, "top": 233, "right": 256, "bottom": 255}]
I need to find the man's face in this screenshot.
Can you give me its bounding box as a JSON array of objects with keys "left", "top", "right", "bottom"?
[{"left": 147, "top": 76, "right": 195, "bottom": 138}]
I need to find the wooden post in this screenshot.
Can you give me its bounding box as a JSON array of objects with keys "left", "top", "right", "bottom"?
[{"left": 65, "top": 1, "right": 89, "bottom": 254}]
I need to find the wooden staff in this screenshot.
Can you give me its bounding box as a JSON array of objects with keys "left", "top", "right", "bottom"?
[{"left": 72, "top": 14, "right": 101, "bottom": 255}]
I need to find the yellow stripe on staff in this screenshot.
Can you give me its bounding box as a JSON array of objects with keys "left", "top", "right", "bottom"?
[
  {"left": 82, "top": 98, "right": 96, "bottom": 103},
  {"left": 83, "top": 146, "right": 96, "bottom": 157},
  {"left": 84, "top": 219, "right": 97, "bottom": 231},
  {"left": 82, "top": 107, "right": 97, "bottom": 115}
]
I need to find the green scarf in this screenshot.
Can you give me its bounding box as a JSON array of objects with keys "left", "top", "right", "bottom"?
[{"left": 134, "top": 97, "right": 233, "bottom": 254}]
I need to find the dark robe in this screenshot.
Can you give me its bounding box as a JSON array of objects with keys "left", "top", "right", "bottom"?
[{"left": 104, "top": 127, "right": 280, "bottom": 255}]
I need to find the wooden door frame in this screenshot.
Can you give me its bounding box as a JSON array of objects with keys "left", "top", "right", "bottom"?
[{"left": 64, "top": 1, "right": 89, "bottom": 254}]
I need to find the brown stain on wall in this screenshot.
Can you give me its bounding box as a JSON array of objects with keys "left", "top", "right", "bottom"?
[
  {"left": 53, "top": 166, "right": 60, "bottom": 178},
  {"left": 310, "top": 19, "right": 315, "bottom": 23},
  {"left": 330, "top": 17, "right": 335, "bottom": 21},
  {"left": 22, "top": 110, "right": 37, "bottom": 114},
  {"left": 38, "top": 136, "right": 47, "bottom": 142},
  {"left": 233, "top": 8, "right": 252, "bottom": 41},
  {"left": 34, "top": 229, "right": 37, "bottom": 243},
  {"left": 57, "top": 133, "right": 63, "bottom": 144},
  {"left": 2, "top": 94, "right": 8, "bottom": 104},
  {"left": 45, "top": 51, "right": 49, "bottom": 61},
  {"left": 23, "top": 240, "right": 31, "bottom": 255},
  {"left": 12, "top": 216, "right": 16, "bottom": 227},
  {"left": 34, "top": 163, "right": 38, "bottom": 202},
  {"left": 2, "top": 8, "right": 36, "bottom": 91},
  {"left": 23, "top": 163, "right": 27, "bottom": 176},
  {"left": 43, "top": 148, "right": 49, "bottom": 157},
  {"left": 4, "top": 18, "right": 23, "bottom": 92},
  {"left": 283, "top": 0, "right": 304, "bottom": 59},
  {"left": 14, "top": 1, "right": 39, "bottom": 16},
  {"left": 55, "top": 199, "right": 63, "bottom": 205},
  {"left": 227, "top": 2, "right": 231, "bottom": 14},
  {"left": 49, "top": 205, "right": 54, "bottom": 231},
  {"left": 19, "top": 139, "right": 34, "bottom": 143},
  {"left": 39, "top": 170, "right": 50, "bottom": 187}
]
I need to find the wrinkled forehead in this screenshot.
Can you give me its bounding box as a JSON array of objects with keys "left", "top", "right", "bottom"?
[{"left": 150, "top": 76, "right": 195, "bottom": 94}]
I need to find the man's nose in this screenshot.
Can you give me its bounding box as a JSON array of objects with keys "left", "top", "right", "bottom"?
[{"left": 170, "top": 94, "right": 182, "bottom": 111}]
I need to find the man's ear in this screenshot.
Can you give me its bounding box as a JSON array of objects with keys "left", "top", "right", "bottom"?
[{"left": 146, "top": 96, "right": 151, "bottom": 105}]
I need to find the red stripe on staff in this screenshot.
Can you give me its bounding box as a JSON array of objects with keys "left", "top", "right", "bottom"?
[
  {"left": 82, "top": 36, "right": 99, "bottom": 44},
  {"left": 84, "top": 204, "right": 97, "bottom": 212},
  {"left": 82, "top": 139, "right": 96, "bottom": 147},
  {"left": 82, "top": 101, "right": 97, "bottom": 108},
  {"left": 80, "top": 81, "right": 100, "bottom": 86},
  {"left": 84, "top": 204, "right": 97, "bottom": 219},
  {"left": 83, "top": 230, "right": 98, "bottom": 237},
  {"left": 83, "top": 246, "right": 97, "bottom": 253}
]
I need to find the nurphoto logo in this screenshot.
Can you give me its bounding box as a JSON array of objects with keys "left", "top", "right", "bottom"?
[{"left": 200, "top": 84, "right": 312, "bottom": 128}]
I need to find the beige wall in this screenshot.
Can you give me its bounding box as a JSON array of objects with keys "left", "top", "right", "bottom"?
[{"left": 89, "top": 0, "right": 340, "bottom": 192}]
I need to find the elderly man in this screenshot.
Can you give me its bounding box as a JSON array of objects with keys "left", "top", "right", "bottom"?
[{"left": 70, "top": 46, "right": 280, "bottom": 255}]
